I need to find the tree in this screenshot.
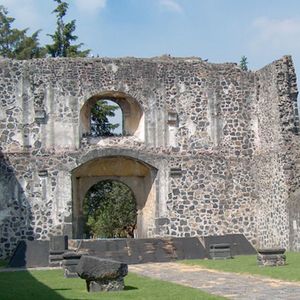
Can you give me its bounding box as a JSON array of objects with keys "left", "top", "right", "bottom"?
[
  {"left": 90, "top": 100, "right": 120, "bottom": 136},
  {"left": 0, "top": 6, "right": 44, "bottom": 59},
  {"left": 46, "top": 0, "right": 89, "bottom": 57},
  {"left": 83, "top": 181, "right": 137, "bottom": 238},
  {"left": 13, "top": 30, "right": 47, "bottom": 60},
  {"left": 240, "top": 55, "right": 248, "bottom": 71}
]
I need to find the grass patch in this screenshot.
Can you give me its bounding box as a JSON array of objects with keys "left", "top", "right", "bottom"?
[
  {"left": 0, "top": 269, "right": 225, "bottom": 300},
  {"left": 181, "top": 252, "right": 300, "bottom": 282}
]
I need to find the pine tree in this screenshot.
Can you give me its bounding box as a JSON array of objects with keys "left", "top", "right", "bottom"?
[
  {"left": 14, "top": 30, "right": 46, "bottom": 60},
  {"left": 240, "top": 55, "right": 248, "bottom": 71},
  {"left": 46, "top": 0, "right": 90, "bottom": 57},
  {"left": 90, "top": 100, "right": 120, "bottom": 136},
  {"left": 0, "top": 6, "right": 44, "bottom": 59}
]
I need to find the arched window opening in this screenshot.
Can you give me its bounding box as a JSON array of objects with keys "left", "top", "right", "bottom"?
[
  {"left": 80, "top": 91, "right": 144, "bottom": 141},
  {"left": 90, "top": 99, "right": 123, "bottom": 137},
  {"left": 83, "top": 180, "right": 137, "bottom": 239}
]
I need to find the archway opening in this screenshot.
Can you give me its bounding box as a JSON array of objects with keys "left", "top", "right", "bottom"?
[
  {"left": 72, "top": 155, "right": 157, "bottom": 239},
  {"left": 83, "top": 180, "right": 137, "bottom": 238},
  {"left": 90, "top": 100, "right": 123, "bottom": 137},
  {"left": 80, "top": 91, "right": 144, "bottom": 140}
]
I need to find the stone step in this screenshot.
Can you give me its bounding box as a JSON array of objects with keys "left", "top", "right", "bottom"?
[
  {"left": 49, "top": 254, "right": 64, "bottom": 261},
  {"left": 49, "top": 250, "right": 65, "bottom": 255},
  {"left": 62, "top": 258, "right": 81, "bottom": 266},
  {"left": 49, "top": 261, "right": 61, "bottom": 268}
]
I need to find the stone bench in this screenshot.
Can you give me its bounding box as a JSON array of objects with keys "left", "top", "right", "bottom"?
[
  {"left": 257, "top": 248, "right": 286, "bottom": 266},
  {"left": 209, "top": 243, "right": 232, "bottom": 259},
  {"left": 76, "top": 256, "right": 128, "bottom": 292}
]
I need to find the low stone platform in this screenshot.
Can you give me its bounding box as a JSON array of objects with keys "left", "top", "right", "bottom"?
[
  {"left": 257, "top": 248, "right": 286, "bottom": 267},
  {"left": 69, "top": 237, "right": 208, "bottom": 264},
  {"left": 8, "top": 234, "right": 256, "bottom": 268}
]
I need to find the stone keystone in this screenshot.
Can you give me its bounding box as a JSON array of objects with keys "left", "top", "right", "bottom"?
[{"left": 76, "top": 256, "right": 128, "bottom": 292}]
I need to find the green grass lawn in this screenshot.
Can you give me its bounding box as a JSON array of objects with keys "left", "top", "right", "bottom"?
[
  {"left": 181, "top": 252, "right": 300, "bottom": 282},
  {"left": 0, "top": 269, "right": 225, "bottom": 300}
]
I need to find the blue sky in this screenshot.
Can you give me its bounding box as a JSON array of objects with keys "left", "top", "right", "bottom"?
[{"left": 2, "top": 0, "right": 300, "bottom": 74}]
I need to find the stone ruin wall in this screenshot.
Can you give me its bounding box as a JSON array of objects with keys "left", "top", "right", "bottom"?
[{"left": 0, "top": 55, "right": 299, "bottom": 258}]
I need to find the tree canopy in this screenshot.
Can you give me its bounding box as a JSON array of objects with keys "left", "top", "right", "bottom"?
[
  {"left": 90, "top": 100, "right": 120, "bottom": 136},
  {"left": 83, "top": 180, "right": 137, "bottom": 238},
  {"left": 0, "top": 1, "right": 90, "bottom": 59},
  {"left": 0, "top": 5, "right": 44, "bottom": 59},
  {"left": 46, "top": 0, "right": 90, "bottom": 57}
]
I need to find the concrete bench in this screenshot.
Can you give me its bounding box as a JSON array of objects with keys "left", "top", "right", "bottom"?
[{"left": 209, "top": 243, "right": 232, "bottom": 259}]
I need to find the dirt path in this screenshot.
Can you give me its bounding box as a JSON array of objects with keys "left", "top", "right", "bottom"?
[{"left": 129, "top": 262, "right": 300, "bottom": 300}]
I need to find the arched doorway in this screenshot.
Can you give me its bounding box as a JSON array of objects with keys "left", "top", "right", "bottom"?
[
  {"left": 83, "top": 180, "right": 137, "bottom": 238},
  {"left": 72, "top": 155, "right": 157, "bottom": 238}
]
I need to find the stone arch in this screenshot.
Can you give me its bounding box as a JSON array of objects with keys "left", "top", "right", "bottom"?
[
  {"left": 71, "top": 155, "right": 158, "bottom": 239},
  {"left": 78, "top": 148, "right": 161, "bottom": 170},
  {"left": 80, "top": 91, "right": 144, "bottom": 140}
]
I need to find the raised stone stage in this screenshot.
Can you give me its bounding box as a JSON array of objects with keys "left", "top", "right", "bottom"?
[
  {"left": 8, "top": 234, "right": 256, "bottom": 268},
  {"left": 69, "top": 237, "right": 208, "bottom": 264}
]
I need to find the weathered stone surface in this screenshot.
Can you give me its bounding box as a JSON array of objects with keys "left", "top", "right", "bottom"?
[
  {"left": 76, "top": 256, "right": 128, "bottom": 292},
  {"left": 62, "top": 251, "right": 85, "bottom": 278},
  {"left": 0, "top": 55, "right": 299, "bottom": 258},
  {"left": 257, "top": 248, "right": 286, "bottom": 266},
  {"left": 209, "top": 243, "right": 232, "bottom": 260},
  {"left": 49, "top": 235, "right": 68, "bottom": 252}
]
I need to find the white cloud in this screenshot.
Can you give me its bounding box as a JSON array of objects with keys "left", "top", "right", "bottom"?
[
  {"left": 74, "top": 0, "right": 107, "bottom": 15},
  {"left": 0, "top": 0, "right": 42, "bottom": 30},
  {"left": 159, "top": 0, "right": 183, "bottom": 13},
  {"left": 250, "top": 17, "right": 300, "bottom": 52}
]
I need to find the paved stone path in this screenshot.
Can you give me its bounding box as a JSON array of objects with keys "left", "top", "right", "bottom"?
[{"left": 129, "top": 262, "right": 300, "bottom": 300}]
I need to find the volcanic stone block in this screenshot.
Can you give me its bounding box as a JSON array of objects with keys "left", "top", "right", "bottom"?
[
  {"left": 49, "top": 235, "right": 68, "bottom": 252},
  {"left": 62, "top": 251, "right": 85, "bottom": 278},
  {"left": 76, "top": 256, "right": 128, "bottom": 292},
  {"left": 204, "top": 234, "right": 256, "bottom": 256},
  {"left": 257, "top": 248, "right": 286, "bottom": 266},
  {"left": 8, "top": 240, "right": 49, "bottom": 268},
  {"left": 74, "top": 237, "right": 208, "bottom": 264},
  {"left": 76, "top": 239, "right": 129, "bottom": 262},
  {"left": 171, "top": 237, "right": 208, "bottom": 260}
]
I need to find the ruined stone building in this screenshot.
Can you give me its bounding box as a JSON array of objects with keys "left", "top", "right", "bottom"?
[{"left": 0, "top": 55, "right": 300, "bottom": 258}]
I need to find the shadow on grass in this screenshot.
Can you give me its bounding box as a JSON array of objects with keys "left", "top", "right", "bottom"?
[
  {"left": 124, "top": 285, "right": 138, "bottom": 290},
  {"left": 0, "top": 271, "right": 65, "bottom": 300},
  {"left": 0, "top": 269, "right": 139, "bottom": 300}
]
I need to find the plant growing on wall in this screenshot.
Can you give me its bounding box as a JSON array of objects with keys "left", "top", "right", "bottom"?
[
  {"left": 83, "top": 180, "right": 137, "bottom": 238},
  {"left": 240, "top": 55, "right": 248, "bottom": 71}
]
